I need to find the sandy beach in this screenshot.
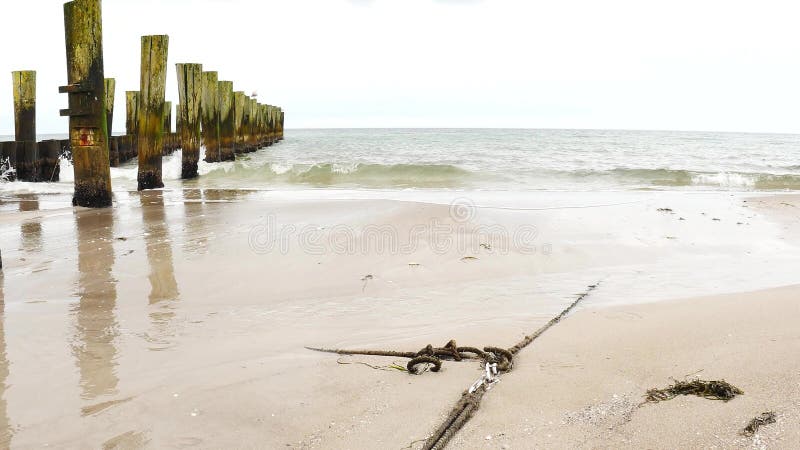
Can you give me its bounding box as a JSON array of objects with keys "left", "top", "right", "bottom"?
[{"left": 0, "top": 189, "right": 797, "bottom": 448}]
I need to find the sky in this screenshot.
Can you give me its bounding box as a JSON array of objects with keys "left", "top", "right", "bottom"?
[{"left": 1, "top": 0, "right": 800, "bottom": 134}]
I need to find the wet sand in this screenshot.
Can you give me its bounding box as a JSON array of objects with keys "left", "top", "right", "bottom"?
[{"left": 0, "top": 190, "right": 797, "bottom": 448}]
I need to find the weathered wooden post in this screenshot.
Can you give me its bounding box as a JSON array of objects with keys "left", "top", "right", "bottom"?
[
  {"left": 252, "top": 100, "right": 259, "bottom": 150},
  {"left": 279, "top": 108, "right": 284, "bottom": 140},
  {"left": 103, "top": 78, "right": 118, "bottom": 166},
  {"left": 217, "top": 81, "right": 235, "bottom": 161},
  {"left": 248, "top": 99, "right": 257, "bottom": 150},
  {"left": 268, "top": 105, "right": 277, "bottom": 144},
  {"left": 175, "top": 102, "right": 182, "bottom": 136},
  {"left": 12, "top": 71, "right": 36, "bottom": 142},
  {"left": 233, "top": 91, "right": 245, "bottom": 154},
  {"left": 13, "top": 142, "right": 38, "bottom": 181},
  {"left": 38, "top": 140, "right": 62, "bottom": 181},
  {"left": 260, "top": 104, "right": 268, "bottom": 147},
  {"left": 163, "top": 100, "right": 172, "bottom": 133},
  {"left": 12, "top": 71, "right": 39, "bottom": 181},
  {"left": 104, "top": 78, "right": 115, "bottom": 137},
  {"left": 61, "top": 0, "right": 112, "bottom": 206},
  {"left": 201, "top": 71, "right": 219, "bottom": 162},
  {"left": 125, "top": 90, "right": 139, "bottom": 135},
  {"left": 137, "top": 35, "right": 169, "bottom": 190},
  {"left": 124, "top": 91, "right": 139, "bottom": 161},
  {"left": 241, "top": 96, "right": 251, "bottom": 152},
  {"left": 177, "top": 63, "right": 202, "bottom": 178},
  {"left": 161, "top": 100, "right": 172, "bottom": 155}
]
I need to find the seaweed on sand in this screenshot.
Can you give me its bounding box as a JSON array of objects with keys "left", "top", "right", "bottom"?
[
  {"left": 645, "top": 378, "right": 743, "bottom": 403},
  {"left": 742, "top": 411, "right": 776, "bottom": 436}
]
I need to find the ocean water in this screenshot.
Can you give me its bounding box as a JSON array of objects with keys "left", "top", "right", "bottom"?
[{"left": 2, "top": 128, "right": 800, "bottom": 192}]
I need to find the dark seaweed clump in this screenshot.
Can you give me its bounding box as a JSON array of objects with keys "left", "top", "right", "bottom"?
[
  {"left": 742, "top": 411, "right": 776, "bottom": 436},
  {"left": 645, "top": 379, "right": 743, "bottom": 403}
]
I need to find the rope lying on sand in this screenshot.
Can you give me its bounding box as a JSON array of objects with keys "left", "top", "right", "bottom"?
[{"left": 307, "top": 282, "right": 601, "bottom": 449}]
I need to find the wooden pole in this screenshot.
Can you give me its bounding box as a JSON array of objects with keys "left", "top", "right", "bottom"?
[
  {"left": 38, "top": 140, "right": 61, "bottom": 181},
  {"left": 124, "top": 91, "right": 139, "bottom": 162},
  {"left": 163, "top": 100, "right": 172, "bottom": 134},
  {"left": 201, "top": 71, "right": 220, "bottom": 162},
  {"left": 248, "top": 98, "right": 257, "bottom": 150},
  {"left": 161, "top": 100, "right": 172, "bottom": 155},
  {"left": 176, "top": 63, "right": 202, "bottom": 179},
  {"left": 233, "top": 91, "right": 245, "bottom": 154},
  {"left": 12, "top": 71, "right": 36, "bottom": 142},
  {"left": 61, "top": 0, "right": 112, "bottom": 207},
  {"left": 175, "top": 102, "right": 182, "bottom": 136},
  {"left": 104, "top": 79, "right": 117, "bottom": 166},
  {"left": 268, "top": 105, "right": 276, "bottom": 144},
  {"left": 104, "top": 78, "right": 115, "bottom": 137},
  {"left": 137, "top": 35, "right": 169, "bottom": 190},
  {"left": 125, "top": 90, "right": 139, "bottom": 135},
  {"left": 279, "top": 108, "right": 284, "bottom": 140},
  {"left": 218, "top": 80, "right": 235, "bottom": 161},
  {"left": 14, "top": 141, "right": 38, "bottom": 181},
  {"left": 262, "top": 104, "right": 269, "bottom": 146},
  {"left": 240, "top": 95, "right": 250, "bottom": 152}
]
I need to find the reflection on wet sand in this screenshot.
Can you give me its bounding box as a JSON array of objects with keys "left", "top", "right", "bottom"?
[
  {"left": 0, "top": 272, "right": 12, "bottom": 447},
  {"left": 72, "top": 209, "right": 119, "bottom": 399},
  {"left": 182, "top": 189, "right": 209, "bottom": 254},
  {"left": 18, "top": 195, "right": 41, "bottom": 253},
  {"left": 141, "top": 192, "right": 179, "bottom": 350}
]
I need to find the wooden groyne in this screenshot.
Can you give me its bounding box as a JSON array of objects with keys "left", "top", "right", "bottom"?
[{"left": 1, "top": 0, "right": 285, "bottom": 206}]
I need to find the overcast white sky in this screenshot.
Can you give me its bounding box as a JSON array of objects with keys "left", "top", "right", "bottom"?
[{"left": 1, "top": 0, "right": 800, "bottom": 134}]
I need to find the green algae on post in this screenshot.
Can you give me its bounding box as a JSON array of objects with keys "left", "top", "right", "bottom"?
[
  {"left": 200, "top": 71, "right": 220, "bottom": 162},
  {"left": 137, "top": 35, "right": 169, "bottom": 190},
  {"left": 176, "top": 63, "right": 202, "bottom": 179},
  {"left": 12, "top": 70, "right": 36, "bottom": 142},
  {"left": 217, "top": 81, "right": 235, "bottom": 161}
]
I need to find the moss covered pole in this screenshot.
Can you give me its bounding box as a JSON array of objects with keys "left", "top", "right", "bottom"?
[
  {"left": 163, "top": 100, "right": 172, "bottom": 134},
  {"left": 61, "top": 0, "right": 112, "bottom": 207},
  {"left": 12, "top": 71, "right": 36, "bottom": 142},
  {"left": 125, "top": 90, "right": 139, "bottom": 135},
  {"left": 104, "top": 78, "right": 118, "bottom": 166},
  {"left": 176, "top": 63, "right": 202, "bottom": 178},
  {"left": 161, "top": 100, "right": 172, "bottom": 155},
  {"left": 233, "top": 91, "right": 245, "bottom": 154},
  {"left": 104, "top": 78, "right": 115, "bottom": 137},
  {"left": 137, "top": 35, "right": 168, "bottom": 190},
  {"left": 278, "top": 107, "right": 284, "bottom": 141},
  {"left": 217, "top": 81, "right": 235, "bottom": 161},
  {"left": 201, "top": 71, "right": 219, "bottom": 162},
  {"left": 12, "top": 71, "right": 38, "bottom": 181}
]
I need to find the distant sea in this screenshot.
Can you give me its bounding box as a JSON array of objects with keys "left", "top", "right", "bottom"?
[{"left": 3, "top": 129, "right": 800, "bottom": 192}]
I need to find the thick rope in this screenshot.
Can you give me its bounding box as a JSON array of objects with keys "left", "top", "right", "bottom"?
[
  {"left": 306, "top": 282, "right": 601, "bottom": 449},
  {"left": 421, "top": 282, "right": 600, "bottom": 450}
]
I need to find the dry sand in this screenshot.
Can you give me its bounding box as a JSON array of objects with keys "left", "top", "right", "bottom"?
[{"left": 0, "top": 189, "right": 797, "bottom": 449}]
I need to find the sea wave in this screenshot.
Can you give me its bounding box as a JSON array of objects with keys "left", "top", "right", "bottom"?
[
  {"left": 198, "top": 162, "right": 477, "bottom": 187},
  {"left": 4, "top": 158, "right": 800, "bottom": 192},
  {"left": 563, "top": 168, "right": 800, "bottom": 190}
]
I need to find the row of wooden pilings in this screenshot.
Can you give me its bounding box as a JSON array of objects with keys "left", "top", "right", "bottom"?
[{"left": 0, "top": 0, "right": 285, "bottom": 208}]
